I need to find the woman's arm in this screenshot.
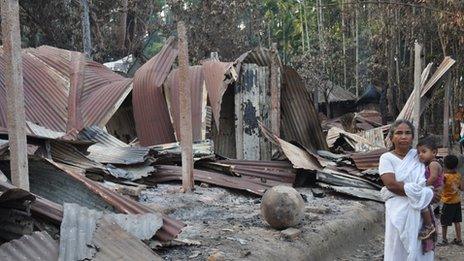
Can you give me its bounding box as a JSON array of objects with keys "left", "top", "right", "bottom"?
[
  {"left": 381, "top": 173, "right": 406, "bottom": 196},
  {"left": 426, "top": 161, "right": 442, "bottom": 186}
]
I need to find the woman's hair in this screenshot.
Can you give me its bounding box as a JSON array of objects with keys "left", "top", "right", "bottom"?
[
  {"left": 417, "top": 136, "right": 437, "bottom": 151},
  {"left": 388, "top": 119, "right": 415, "bottom": 150}
]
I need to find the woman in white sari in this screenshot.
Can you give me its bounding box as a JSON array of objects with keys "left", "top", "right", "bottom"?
[{"left": 379, "top": 120, "right": 435, "bottom": 261}]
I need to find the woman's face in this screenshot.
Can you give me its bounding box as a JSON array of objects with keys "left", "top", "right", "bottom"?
[{"left": 391, "top": 123, "right": 413, "bottom": 150}]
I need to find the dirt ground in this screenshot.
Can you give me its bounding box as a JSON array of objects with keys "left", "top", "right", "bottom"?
[{"left": 139, "top": 183, "right": 384, "bottom": 260}]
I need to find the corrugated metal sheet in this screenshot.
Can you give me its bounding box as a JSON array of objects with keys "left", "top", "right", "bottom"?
[
  {"left": 215, "top": 159, "right": 296, "bottom": 184},
  {"left": 316, "top": 170, "right": 379, "bottom": 190},
  {"left": 260, "top": 122, "right": 322, "bottom": 171},
  {"left": 202, "top": 61, "right": 235, "bottom": 130},
  {"left": 78, "top": 126, "right": 128, "bottom": 147},
  {"left": 150, "top": 140, "right": 214, "bottom": 160},
  {"left": 165, "top": 65, "right": 206, "bottom": 141},
  {"left": 0, "top": 188, "right": 35, "bottom": 241},
  {"left": 26, "top": 121, "right": 66, "bottom": 139},
  {"left": 59, "top": 203, "right": 163, "bottom": 261},
  {"left": 133, "top": 37, "right": 178, "bottom": 146},
  {"left": 0, "top": 180, "right": 64, "bottom": 224},
  {"left": 317, "top": 183, "right": 382, "bottom": 202},
  {"left": 150, "top": 165, "right": 281, "bottom": 196},
  {"left": 86, "top": 144, "right": 150, "bottom": 165},
  {"left": 91, "top": 217, "right": 162, "bottom": 261},
  {"left": 239, "top": 47, "right": 283, "bottom": 68},
  {"left": 59, "top": 203, "right": 102, "bottom": 261},
  {"left": 0, "top": 231, "right": 59, "bottom": 261},
  {"left": 0, "top": 46, "right": 133, "bottom": 133},
  {"left": 0, "top": 160, "right": 183, "bottom": 241},
  {"left": 350, "top": 148, "right": 388, "bottom": 170},
  {"left": 327, "top": 127, "right": 384, "bottom": 152},
  {"left": 107, "top": 212, "right": 163, "bottom": 240},
  {"left": 281, "top": 66, "right": 328, "bottom": 151},
  {"left": 48, "top": 160, "right": 184, "bottom": 241}
]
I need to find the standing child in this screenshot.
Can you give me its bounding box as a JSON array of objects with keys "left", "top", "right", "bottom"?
[
  {"left": 417, "top": 137, "right": 444, "bottom": 240},
  {"left": 439, "top": 155, "right": 464, "bottom": 246}
]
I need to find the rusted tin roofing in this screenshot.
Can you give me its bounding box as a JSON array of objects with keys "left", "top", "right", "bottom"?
[
  {"left": 202, "top": 61, "right": 236, "bottom": 129},
  {"left": 350, "top": 148, "right": 388, "bottom": 170},
  {"left": 133, "top": 37, "right": 178, "bottom": 146},
  {"left": 91, "top": 217, "right": 162, "bottom": 261},
  {"left": 150, "top": 165, "right": 280, "bottom": 196},
  {"left": 59, "top": 203, "right": 163, "bottom": 261},
  {"left": 165, "top": 65, "right": 206, "bottom": 141},
  {"left": 317, "top": 183, "right": 382, "bottom": 202},
  {"left": 260, "top": 122, "right": 322, "bottom": 171},
  {"left": 237, "top": 47, "right": 283, "bottom": 68},
  {"left": 78, "top": 126, "right": 128, "bottom": 147},
  {"left": 0, "top": 46, "right": 133, "bottom": 133},
  {"left": 48, "top": 160, "right": 184, "bottom": 241},
  {"left": 281, "top": 66, "right": 328, "bottom": 151},
  {"left": 0, "top": 231, "right": 59, "bottom": 261},
  {"left": 215, "top": 159, "right": 296, "bottom": 184},
  {"left": 77, "top": 126, "right": 151, "bottom": 165}
]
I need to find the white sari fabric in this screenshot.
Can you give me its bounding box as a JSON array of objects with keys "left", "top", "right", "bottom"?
[{"left": 380, "top": 149, "right": 434, "bottom": 261}]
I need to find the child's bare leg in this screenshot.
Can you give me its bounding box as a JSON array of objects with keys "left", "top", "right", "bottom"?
[
  {"left": 454, "top": 222, "right": 462, "bottom": 241},
  {"left": 422, "top": 209, "right": 432, "bottom": 226},
  {"left": 442, "top": 226, "right": 448, "bottom": 241}
]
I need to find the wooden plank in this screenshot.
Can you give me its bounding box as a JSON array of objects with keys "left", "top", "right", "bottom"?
[
  {"left": 1, "top": 0, "right": 29, "bottom": 190},
  {"left": 177, "top": 21, "right": 194, "bottom": 192}
]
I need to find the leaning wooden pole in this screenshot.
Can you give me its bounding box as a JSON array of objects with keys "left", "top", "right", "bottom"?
[
  {"left": 1, "top": 0, "right": 29, "bottom": 190},
  {"left": 443, "top": 73, "right": 451, "bottom": 148},
  {"left": 177, "top": 21, "right": 194, "bottom": 192},
  {"left": 413, "top": 41, "right": 422, "bottom": 146}
]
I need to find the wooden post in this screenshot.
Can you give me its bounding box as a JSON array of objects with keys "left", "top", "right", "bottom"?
[
  {"left": 1, "top": 0, "right": 29, "bottom": 190},
  {"left": 270, "top": 43, "right": 280, "bottom": 138},
  {"left": 443, "top": 73, "right": 451, "bottom": 148},
  {"left": 177, "top": 21, "right": 194, "bottom": 192},
  {"left": 413, "top": 41, "right": 422, "bottom": 146},
  {"left": 81, "top": 0, "right": 92, "bottom": 58}
]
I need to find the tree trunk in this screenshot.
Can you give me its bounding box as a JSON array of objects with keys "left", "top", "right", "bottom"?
[
  {"left": 81, "top": 0, "right": 92, "bottom": 59},
  {"left": 117, "top": 0, "right": 128, "bottom": 52},
  {"left": 341, "top": 0, "right": 347, "bottom": 89},
  {"left": 299, "top": 3, "right": 305, "bottom": 52},
  {"left": 303, "top": 0, "right": 310, "bottom": 51},
  {"left": 355, "top": 0, "right": 359, "bottom": 97}
]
